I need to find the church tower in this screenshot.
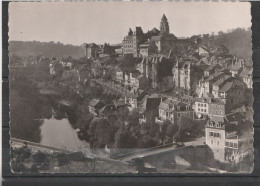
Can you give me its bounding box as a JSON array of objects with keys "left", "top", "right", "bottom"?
[{"left": 160, "top": 14, "right": 169, "bottom": 34}]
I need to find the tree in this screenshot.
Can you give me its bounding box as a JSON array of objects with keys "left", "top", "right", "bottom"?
[{"left": 114, "top": 127, "right": 137, "bottom": 149}]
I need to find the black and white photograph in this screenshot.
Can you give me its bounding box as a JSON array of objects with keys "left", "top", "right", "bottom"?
[{"left": 8, "top": 1, "right": 254, "bottom": 174}]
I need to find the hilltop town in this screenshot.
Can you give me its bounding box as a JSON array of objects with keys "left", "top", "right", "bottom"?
[{"left": 10, "top": 14, "right": 253, "bottom": 173}]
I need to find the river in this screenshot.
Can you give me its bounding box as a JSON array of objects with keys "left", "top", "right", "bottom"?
[{"left": 39, "top": 108, "right": 91, "bottom": 153}]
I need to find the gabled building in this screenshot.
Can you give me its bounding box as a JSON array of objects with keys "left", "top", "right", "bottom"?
[
  {"left": 88, "top": 99, "right": 105, "bottom": 116},
  {"left": 85, "top": 43, "right": 99, "bottom": 59},
  {"left": 218, "top": 79, "right": 246, "bottom": 111},
  {"left": 123, "top": 27, "right": 145, "bottom": 57},
  {"left": 155, "top": 98, "right": 193, "bottom": 125},
  {"left": 212, "top": 75, "right": 232, "bottom": 98},
  {"left": 197, "top": 46, "right": 210, "bottom": 57},
  {"left": 230, "top": 59, "right": 244, "bottom": 77},
  {"left": 239, "top": 68, "right": 253, "bottom": 89},
  {"left": 205, "top": 113, "right": 251, "bottom": 163}
]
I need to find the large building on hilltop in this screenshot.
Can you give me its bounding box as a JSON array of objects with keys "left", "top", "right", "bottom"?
[
  {"left": 123, "top": 27, "right": 145, "bottom": 57},
  {"left": 122, "top": 14, "right": 193, "bottom": 57}
]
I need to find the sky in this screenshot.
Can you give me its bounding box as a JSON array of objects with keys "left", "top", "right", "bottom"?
[{"left": 9, "top": 1, "right": 251, "bottom": 46}]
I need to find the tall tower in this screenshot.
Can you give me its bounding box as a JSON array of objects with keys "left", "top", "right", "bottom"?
[{"left": 160, "top": 14, "right": 169, "bottom": 34}]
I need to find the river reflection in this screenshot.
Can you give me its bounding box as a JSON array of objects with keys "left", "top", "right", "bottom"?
[{"left": 40, "top": 108, "right": 90, "bottom": 152}]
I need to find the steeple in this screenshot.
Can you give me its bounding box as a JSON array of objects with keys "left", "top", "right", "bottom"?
[{"left": 160, "top": 14, "right": 169, "bottom": 34}]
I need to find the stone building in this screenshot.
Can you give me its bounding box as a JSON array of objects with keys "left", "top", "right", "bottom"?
[
  {"left": 155, "top": 97, "right": 194, "bottom": 125},
  {"left": 205, "top": 114, "right": 251, "bottom": 163},
  {"left": 172, "top": 60, "right": 204, "bottom": 92},
  {"left": 85, "top": 43, "right": 99, "bottom": 58},
  {"left": 239, "top": 68, "right": 253, "bottom": 89},
  {"left": 122, "top": 27, "right": 145, "bottom": 57}
]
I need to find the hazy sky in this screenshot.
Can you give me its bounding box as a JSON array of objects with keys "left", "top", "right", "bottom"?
[{"left": 9, "top": 2, "right": 251, "bottom": 46}]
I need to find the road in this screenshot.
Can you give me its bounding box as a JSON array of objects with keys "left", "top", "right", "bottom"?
[{"left": 117, "top": 137, "right": 205, "bottom": 162}]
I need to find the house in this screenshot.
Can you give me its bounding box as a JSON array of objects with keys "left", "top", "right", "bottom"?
[
  {"left": 239, "top": 68, "right": 253, "bottom": 89},
  {"left": 230, "top": 59, "right": 244, "bottom": 77},
  {"left": 85, "top": 43, "right": 99, "bottom": 58},
  {"left": 211, "top": 75, "right": 232, "bottom": 98},
  {"left": 205, "top": 113, "right": 251, "bottom": 163},
  {"left": 125, "top": 88, "right": 146, "bottom": 109},
  {"left": 123, "top": 27, "right": 145, "bottom": 57},
  {"left": 197, "top": 71, "right": 227, "bottom": 98},
  {"left": 194, "top": 97, "right": 211, "bottom": 119},
  {"left": 218, "top": 79, "right": 246, "bottom": 111},
  {"left": 155, "top": 98, "right": 193, "bottom": 125},
  {"left": 208, "top": 99, "right": 228, "bottom": 121},
  {"left": 88, "top": 99, "right": 105, "bottom": 116},
  {"left": 197, "top": 46, "right": 210, "bottom": 57},
  {"left": 97, "top": 104, "right": 117, "bottom": 119}
]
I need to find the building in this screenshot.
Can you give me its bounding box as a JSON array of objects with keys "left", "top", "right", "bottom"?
[
  {"left": 85, "top": 43, "right": 99, "bottom": 58},
  {"left": 123, "top": 27, "right": 145, "bottom": 57},
  {"left": 239, "top": 68, "right": 253, "bottom": 89},
  {"left": 211, "top": 75, "right": 232, "bottom": 98},
  {"left": 197, "top": 71, "right": 227, "bottom": 98},
  {"left": 88, "top": 99, "right": 105, "bottom": 116},
  {"left": 194, "top": 97, "right": 211, "bottom": 119},
  {"left": 197, "top": 46, "right": 210, "bottom": 57},
  {"left": 218, "top": 79, "right": 246, "bottom": 111},
  {"left": 230, "top": 59, "right": 244, "bottom": 77},
  {"left": 155, "top": 97, "right": 194, "bottom": 125},
  {"left": 204, "top": 64, "right": 222, "bottom": 78},
  {"left": 173, "top": 60, "right": 204, "bottom": 92},
  {"left": 205, "top": 114, "right": 251, "bottom": 163}
]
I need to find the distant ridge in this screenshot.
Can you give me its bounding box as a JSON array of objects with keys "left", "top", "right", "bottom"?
[{"left": 9, "top": 41, "right": 85, "bottom": 58}]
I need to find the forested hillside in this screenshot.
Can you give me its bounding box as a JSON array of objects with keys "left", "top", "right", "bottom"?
[
  {"left": 199, "top": 28, "right": 252, "bottom": 59},
  {"left": 9, "top": 41, "right": 85, "bottom": 58}
]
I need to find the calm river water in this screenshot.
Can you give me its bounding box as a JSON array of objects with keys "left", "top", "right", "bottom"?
[{"left": 40, "top": 113, "right": 90, "bottom": 152}]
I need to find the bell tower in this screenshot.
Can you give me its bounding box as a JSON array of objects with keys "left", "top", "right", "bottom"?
[{"left": 160, "top": 14, "right": 169, "bottom": 34}]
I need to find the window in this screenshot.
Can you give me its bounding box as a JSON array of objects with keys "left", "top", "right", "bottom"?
[
  {"left": 225, "top": 142, "right": 229, "bottom": 146},
  {"left": 217, "top": 141, "right": 219, "bottom": 146},
  {"left": 210, "top": 132, "right": 213, "bottom": 136},
  {"left": 198, "top": 108, "right": 200, "bottom": 112},
  {"left": 234, "top": 143, "right": 238, "bottom": 148},
  {"left": 211, "top": 140, "right": 213, "bottom": 145},
  {"left": 177, "top": 113, "right": 181, "bottom": 118},
  {"left": 198, "top": 103, "right": 200, "bottom": 107}
]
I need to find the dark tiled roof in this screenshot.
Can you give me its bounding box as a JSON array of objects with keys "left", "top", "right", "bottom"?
[
  {"left": 226, "top": 112, "right": 246, "bottom": 123},
  {"left": 89, "top": 99, "right": 101, "bottom": 107},
  {"left": 218, "top": 82, "right": 233, "bottom": 92}
]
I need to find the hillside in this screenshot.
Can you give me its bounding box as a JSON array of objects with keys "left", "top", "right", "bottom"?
[
  {"left": 199, "top": 28, "right": 252, "bottom": 59},
  {"left": 9, "top": 41, "right": 85, "bottom": 58}
]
